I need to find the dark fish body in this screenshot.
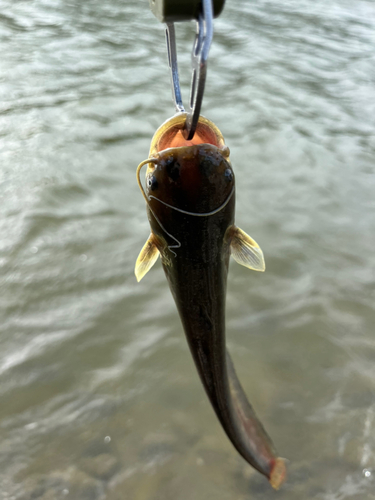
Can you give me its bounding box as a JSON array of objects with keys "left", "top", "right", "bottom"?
[{"left": 136, "top": 114, "right": 286, "bottom": 489}]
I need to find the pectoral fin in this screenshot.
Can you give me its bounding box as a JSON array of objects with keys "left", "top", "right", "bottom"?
[
  {"left": 135, "top": 234, "right": 159, "bottom": 282},
  {"left": 230, "top": 226, "right": 265, "bottom": 272}
]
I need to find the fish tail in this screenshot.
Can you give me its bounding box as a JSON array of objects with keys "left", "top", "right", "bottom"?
[{"left": 225, "top": 351, "right": 286, "bottom": 488}]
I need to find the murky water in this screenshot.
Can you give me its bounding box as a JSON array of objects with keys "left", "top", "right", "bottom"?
[{"left": 1, "top": 0, "right": 375, "bottom": 498}]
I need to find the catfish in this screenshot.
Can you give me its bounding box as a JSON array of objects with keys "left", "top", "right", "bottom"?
[{"left": 135, "top": 113, "right": 286, "bottom": 489}]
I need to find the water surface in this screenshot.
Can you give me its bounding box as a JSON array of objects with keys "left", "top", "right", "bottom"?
[{"left": 1, "top": 0, "right": 375, "bottom": 498}]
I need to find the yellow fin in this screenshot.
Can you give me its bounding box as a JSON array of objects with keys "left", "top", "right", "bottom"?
[
  {"left": 135, "top": 234, "right": 159, "bottom": 282},
  {"left": 230, "top": 226, "right": 265, "bottom": 272}
]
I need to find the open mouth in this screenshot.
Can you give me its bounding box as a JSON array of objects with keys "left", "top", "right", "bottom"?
[{"left": 149, "top": 113, "right": 227, "bottom": 154}]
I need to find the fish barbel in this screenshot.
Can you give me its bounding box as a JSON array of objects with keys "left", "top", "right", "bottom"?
[{"left": 135, "top": 113, "right": 286, "bottom": 489}]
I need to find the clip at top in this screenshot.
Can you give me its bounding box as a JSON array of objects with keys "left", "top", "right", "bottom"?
[
  {"left": 165, "top": 0, "right": 214, "bottom": 140},
  {"left": 150, "top": 0, "right": 225, "bottom": 23}
]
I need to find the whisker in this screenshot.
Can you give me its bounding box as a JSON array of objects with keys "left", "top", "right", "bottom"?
[
  {"left": 149, "top": 185, "right": 234, "bottom": 217},
  {"left": 136, "top": 156, "right": 181, "bottom": 256},
  {"left": 136, "top": 157, "right": 158, "bottom": 203},
  {"left": 136, "top": 156, "right": 234, "bottom": 256}
]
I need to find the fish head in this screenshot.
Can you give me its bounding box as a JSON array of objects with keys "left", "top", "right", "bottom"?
[{"left": 145, "top": 114, "right": 234, "bottom": 214}]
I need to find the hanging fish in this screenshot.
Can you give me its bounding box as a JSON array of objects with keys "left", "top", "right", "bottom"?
[{"left": 135, "top": 113, "right": 286, "bottom": 489}]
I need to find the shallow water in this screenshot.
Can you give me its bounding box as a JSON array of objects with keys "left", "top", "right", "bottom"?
[{"left": 1, "top": 0, "right": 375, "bottom": 498}]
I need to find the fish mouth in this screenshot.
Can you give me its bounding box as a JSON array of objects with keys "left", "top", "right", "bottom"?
[{"left": 149, "top": 113, "right": 229, "bottom": 156}]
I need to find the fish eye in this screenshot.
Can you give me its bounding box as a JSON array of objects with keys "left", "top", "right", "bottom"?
[
  {"left": 224, "top": 168, "right": 233, "bottom": 182},
  {"left": 147, "top": 175, "right": 158, "bottom": 191}
]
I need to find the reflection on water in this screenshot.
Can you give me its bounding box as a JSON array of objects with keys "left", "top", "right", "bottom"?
[{"left": 1, "top": 0, "right": 375, "bottom": 498}]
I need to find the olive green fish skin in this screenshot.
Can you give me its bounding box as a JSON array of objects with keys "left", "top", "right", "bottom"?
[{"left": 144, "top": 144, "right": 280, "bottom": 481}]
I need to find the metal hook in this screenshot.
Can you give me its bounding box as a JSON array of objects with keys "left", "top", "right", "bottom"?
[
  {"left": 165, "top": 0, "right": 214, "bottom": 140},
  {"left": 165, "top": 22, "right": 185, "bottom": 114}
]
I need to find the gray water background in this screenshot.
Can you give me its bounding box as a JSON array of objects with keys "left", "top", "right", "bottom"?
[{"left": 1, "top": 0, "right": 375, "bottom": 498}]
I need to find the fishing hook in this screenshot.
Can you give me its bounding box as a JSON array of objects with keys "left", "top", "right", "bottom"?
[{"left": 165, "top": 0, "right": 214, "bottom": 140}]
